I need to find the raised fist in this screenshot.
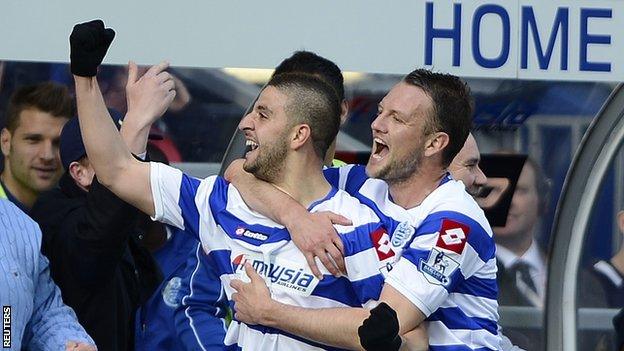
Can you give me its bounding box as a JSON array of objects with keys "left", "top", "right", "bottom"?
[
  {"left": 70, "top": 19, "right": 115, "bottom": 77},
  {"left": 358, "top": 302, "right": 402, "bottom": 351}
]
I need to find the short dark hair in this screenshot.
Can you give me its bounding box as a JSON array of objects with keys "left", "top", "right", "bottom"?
[
  {"left": 5, "top": 82, "right": 73, "bottom": 132},
  {"left": 273, "top": 51, "right": 345, "bottom": 102},
  {"left": 267, "top": 73, "right": 341, "bottom": 159},
  {"left": 403, "top": 69, "right": 473, "bottom": 167}
]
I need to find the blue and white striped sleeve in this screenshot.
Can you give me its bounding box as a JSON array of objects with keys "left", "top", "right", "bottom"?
[
  {"left": 385, "top": 211, "right": 497, "bottom": 316},
  {"left": 175, "top": 243, "right": 227, "bottom": 350},
  {"left": 340, "top": 222, "right": 389, "bottom": 305},
  {"left": 150, "top": 162, "right": 217, "bottom": 240}
]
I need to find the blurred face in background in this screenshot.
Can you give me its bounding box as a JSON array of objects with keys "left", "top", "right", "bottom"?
[
  {"left": 448, "top": 134, "right": 487, "bottom": 196},
  {"left": 493, "top": 162, "right": 541, "bottom": 245},
  {"left": 100, "top": 68, "right": 128, "bottom": 113},
  {"left": 1, "top": 109, "right": 68, "bottom": 197}
]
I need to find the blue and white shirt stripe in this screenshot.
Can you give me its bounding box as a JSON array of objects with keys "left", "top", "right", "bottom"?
[
  {"left": 324, "top": 165, "right": 501, "bottom": 351},
  {"left": 150, "top": 162, "right": 395, "bottom": 350}
]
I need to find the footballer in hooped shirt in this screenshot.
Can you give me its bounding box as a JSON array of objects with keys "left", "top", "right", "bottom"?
[
  {"left": 148, "top": 74, "right": 406, "bottom": 350},
  {"left": 228, "top": 71, "right": 502, "bottom": 351},
  {"left": 69, "top": 20, "right": 427, "bottom": 351}
]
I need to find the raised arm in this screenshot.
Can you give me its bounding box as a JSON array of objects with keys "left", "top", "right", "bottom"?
[
  {"left": 121, "top": 60, "right": 175, "bottom": 155},
  {"left": 225, "top": 159, "right": 349, "bottom": 277},
  {"left": 34, "top": 58, "right": 177, "bottom": 289},
  {"left": 71, "top": 20, "right": 174, "bottom": 216}
]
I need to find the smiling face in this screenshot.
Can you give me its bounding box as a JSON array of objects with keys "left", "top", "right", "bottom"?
[
  {"left": 448, "top": 134, "right": 487, "bottom": 196},
  {"left": 1, "top": 108, "right": 68, "bottom": 198},
  {"left": 365, "top": 82, "right": 433, "bottom": 184},
  {"left": 238, "top": 86, "right": 290, "bottom": 182}
]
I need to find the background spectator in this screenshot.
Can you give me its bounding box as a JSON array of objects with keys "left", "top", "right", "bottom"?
[
  {"left": 592, "top": 210, "right": 624, "bottom": 307},
  {"left": 493, "top": 157, "right": 549, "bottom": 308},
  {"left": 30, "top": 62, "right": 171, "bottom": 351},
  {"left": 0, "top": 198, "right": 95, "bottom": 351},
  {"left": 447, "top": 133, "right": 487, "bottom": 196},
  {"left": 490, "top": 154, "right": 607, "bottom": 350},
  {"left": 0, "top": 82, "right": 71, "bottom": 212}
]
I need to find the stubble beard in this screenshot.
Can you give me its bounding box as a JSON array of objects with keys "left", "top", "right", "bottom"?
[
  {"left": 369, "top": 147, "right": 424, "bottom": 186},
  {"left": 243, "top": 137, "right": 288, "bottom": 184}
]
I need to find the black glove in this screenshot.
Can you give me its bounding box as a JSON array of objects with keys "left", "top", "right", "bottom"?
[
  {"left": 358, "top": 302, "right": 401, "bottom": 351},
  {"left": 69, "top": 19, "right": 115, "bottom": 77}
]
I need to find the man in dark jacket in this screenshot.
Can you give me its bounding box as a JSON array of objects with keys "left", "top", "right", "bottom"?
[{"left": 30, "top": 61, "right": 173, "bottom": 350}]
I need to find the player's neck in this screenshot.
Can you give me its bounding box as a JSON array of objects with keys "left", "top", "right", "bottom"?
[
  {"left": 273, "top": 154, "right": 331, "bottom": 209},
  {"left": 0, "top": 169, "right": 37, "bottom": 208},
  {"left": 388, "top": 164, "right": 446, "bottom": 210},
  {"left": 323, "top": 140, "right": 337, "bottom": 167}
]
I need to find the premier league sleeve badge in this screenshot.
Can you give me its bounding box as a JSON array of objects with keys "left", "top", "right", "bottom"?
[{"left": 419, "top": 248, "right": 460, "bottom": 286}]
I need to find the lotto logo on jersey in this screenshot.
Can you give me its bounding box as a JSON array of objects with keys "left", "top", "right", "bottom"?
[
  {"left": 235, "top": 227, "right": 269, "bottom": 241},
  {"left": 371, "top": 227, "right": 395, "bottom": 261},
  {"left": 435, "top": 219, "right": 470, "bottom": 254},
  {"left": 231, "top": 254, "right": 319, "bottom": 296}
]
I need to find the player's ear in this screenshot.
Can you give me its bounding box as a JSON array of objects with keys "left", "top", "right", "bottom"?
[
  {"left": 1, "top": 128, "right": 12, "bottom": 157},
  {"left": 424, "top": 131, "right": 449, "bottom": 158},
  {"left": 339, "top": 100, "right": 349, "bottom": 125},
  {"left": 291, "top": 124, "right": 311, "bottom": 151}
]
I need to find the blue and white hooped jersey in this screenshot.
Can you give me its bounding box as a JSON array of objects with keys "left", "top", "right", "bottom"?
[
  {"left": 150, "top": 162, "right": 397, "bottom": 351},
  {"left": 324, "top": 165, "right": 502, "bottom": 351}
]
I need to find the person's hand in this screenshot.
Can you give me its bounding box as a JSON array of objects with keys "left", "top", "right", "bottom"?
[
  {"left": 69, "top": 19, "right": 115, "bottom": 77},
  {"left": 125, "top": 60, "right": 176, "bottom": 127},
  {"left": 230, "top": 263, "right": 275, "bottom": 325},
  {"left": 65, "top": 341, "right": 97, "bottom": 351},
  {"left": 358, "top": 302, "right": 401, "bottom": 351},
  {"left": 286, "top": 211, "right": 351, "bottom": 279}
]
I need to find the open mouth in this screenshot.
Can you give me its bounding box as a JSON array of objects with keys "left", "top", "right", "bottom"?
[
  {"left": 371, "top": 138, "right": 389, "bottom": 159},
  {"left": 245, "top": 140, "right": 259, "bottom": 154}
]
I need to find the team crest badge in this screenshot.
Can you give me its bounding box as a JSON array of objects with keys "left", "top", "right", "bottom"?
[
  {"left": 162, "top": 276, "right": 182, "bottom": 308},
  {"left": 391, "top": 221, "right": 415, "bottom": 249}
]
